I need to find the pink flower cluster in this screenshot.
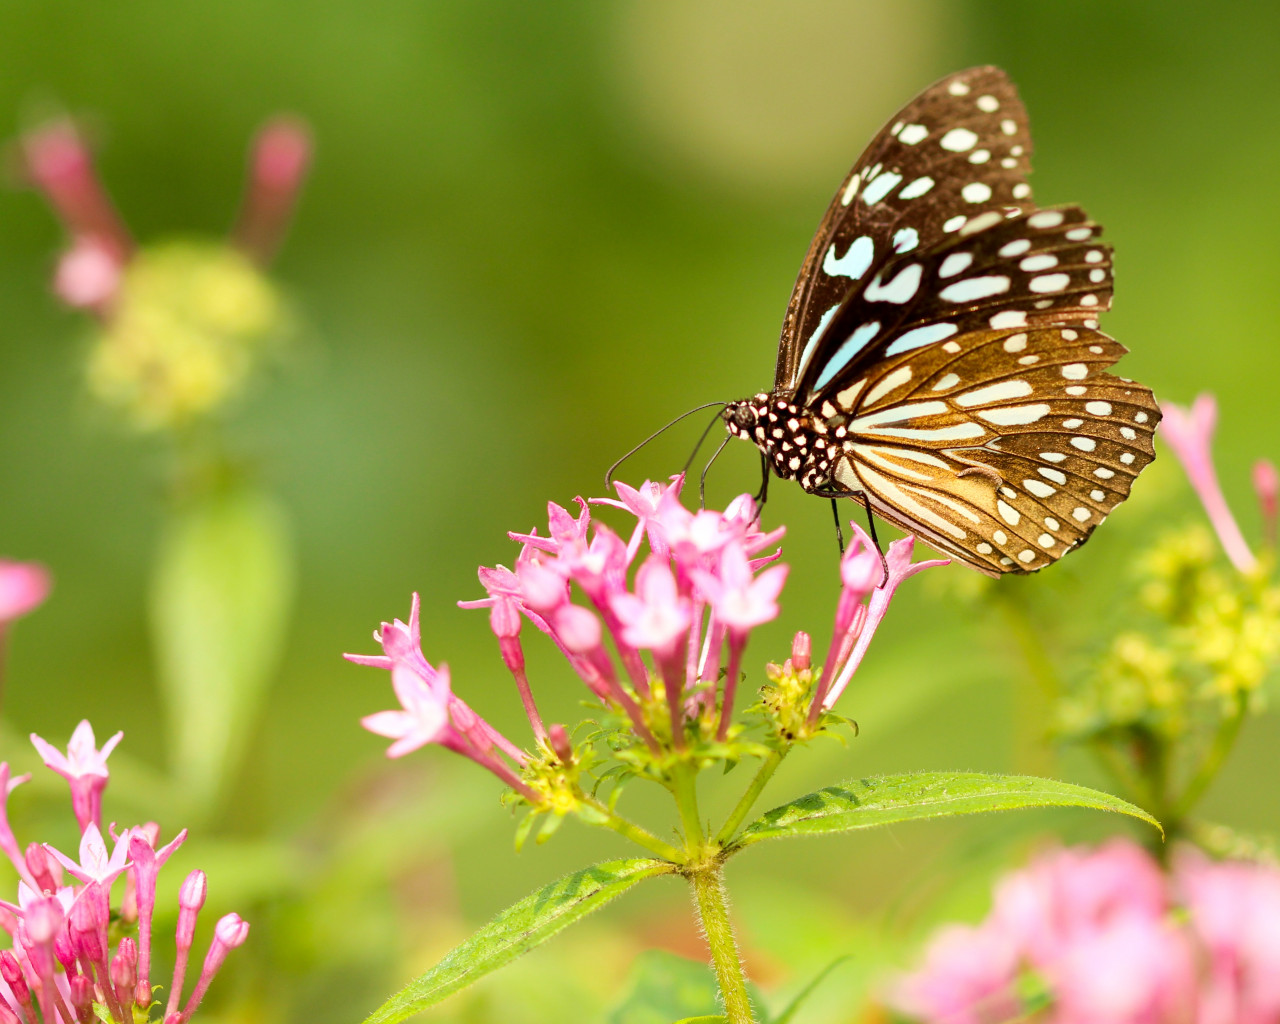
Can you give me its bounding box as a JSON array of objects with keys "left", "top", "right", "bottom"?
[
  {"left": 887, "top": 839, "right": 1280, "bottom": 1024},
  {"left": 347, "top": 479, "right": 947, "bottom": 788},
  {"left": 18, "top": 115, "right": 310, "bottom": 314},
  {"left": 0, "top": 722, "right": 246, "bottom": 1024}
]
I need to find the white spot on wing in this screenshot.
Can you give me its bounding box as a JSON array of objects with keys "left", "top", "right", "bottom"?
[
  {"left": 865, "top": 264, "right": 923, "bottom": 304},
  {"left": 1030, "top": 273, "right": 1071, "bottom": 293},
  {"left": 932, "top": 372, "right": 960, "bottom": 391},
  {"left": 823, "top": 236, "right": 874, "bottom": 280},
  {"left": 863, "top": 172, "right": 903, "bottom": 205},
  {"left": 976, "top": 95, "right": 999, "bottom": 112},
  {"left": 1071, "top": 437, "right": 1097, "bottom": 452},
  {"left": 862, "top": 366, "right": 913, "bottom": 407},
  {"left": 898, "top": 124, "right": 929, "bottom": 145},
  {"left": 1028, "top": 210, "right": 1065, "bottom": 229},
  {"left": 893, "top": 227, "right": 920, "bottom": 253},
  {"left": 1062, "top": 363, "right": 1088, "bottom": 380},
  {"left": 885, "top": 322, "right": 959, "bottom": 356},
  {"left": 990, "top": 311, "right": 1027, "bottom": 329},
  {"left": 961, "top": 182, "right": 992, "bottom": 203},
  {"left": 940, "top": 276, "right": 1011, "bottom": 302},
  {"left": 899, "top": 176, "right": 934, "bottom": 199},
  {"left": 955, "top": 380, "right": 1033, "bottom": 406},
  {"left": 1002, "top": 333, "right": 1027, "bottom": 352},
  {"left": 978, "top": 404, "right": 1050, "bottom": 426},
  {"left": 998, "top": 500, "right": 1021, "bottom": 525},
  {"left": 940, "top": 127, "right": 979, "bottom": 152},
  {"left": 811, "top": 321, "right": 882, "bottom": 392},
  {"left": 939, "top": 253, "right": 973, "bottom": 278}
]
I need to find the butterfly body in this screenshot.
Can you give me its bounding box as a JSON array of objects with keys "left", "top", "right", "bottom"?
[{"left": 726, "top": 66, "right": 1160, "bottom": 577}]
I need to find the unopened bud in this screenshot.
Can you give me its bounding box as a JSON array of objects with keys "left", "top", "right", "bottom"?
[
  {"left": 70, "top": 974, "right": 94, "bottom": 1022},
  {"left": 68, "top": 892, "right": 103, "bottom": 960},
  {"left": 548, "top": 724, "right": 573, "bottom": 765},
  {"left": 112, "top": 937, "right": 138, "bottom": 1007},
  {"left": 791, "top": 631, "right": 811, "bottom": 672},
  {"left": 0, "top": 951, "right": 27, "bottom": 1001},
  {"left": 54, "top": 928, "right": 77, "bottom": 972},
  {"left": 490, "top": 597, "right": 521, "bottom": 640},
  {"left": 213, "top": 913, "right": 249, "bottom": 950},
  {"left": 176, "top": 870, "right": 207, "bottom": 952},
  {"left": 25, "top": 843, "right": 57, "bottom": 892}
]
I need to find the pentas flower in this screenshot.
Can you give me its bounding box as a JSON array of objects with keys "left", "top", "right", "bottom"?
[
  {"left": 352, "top": 477, "right": 949, "bottom": 819},
  {"left": 346, "top": 594, "right": 537, "bottom": 800},
  {"left": 30, "top": 720, "right": 121, "bottom": 834},
  {"left": 0, "top": 725, "right": 244, "bottom": 1024},
  {"left": 885, "top": 839, "right": 1280, "bottom": 1024},
  {"left": 808, "top": 528, "right": 948, "bottom": 721},
  {"left": 1160, "top": 395, "right": 1258, "bottom": 574}
]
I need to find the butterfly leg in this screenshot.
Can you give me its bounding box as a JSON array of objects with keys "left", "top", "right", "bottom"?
[
  {"left": 811, "top": 486, "right": 890, "bottom": 587},
  {"left": 748, "top": 451, "right": 770, "bottom": 526}
]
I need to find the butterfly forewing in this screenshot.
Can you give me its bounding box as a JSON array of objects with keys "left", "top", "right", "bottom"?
[
  {"left": 729, "top": 65, "right": 1161, "bottom": 575},
  {"left": 776, "top": 66, "right": 1036, "bottom": 394}
]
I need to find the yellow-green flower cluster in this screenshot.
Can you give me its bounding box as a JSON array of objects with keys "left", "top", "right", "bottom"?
[
  {"left": 87, "top": 242, "right": 288, "bottom": 432},
  {"left": 1057, "top": 525, "right": 1280, "bottom": 741}
]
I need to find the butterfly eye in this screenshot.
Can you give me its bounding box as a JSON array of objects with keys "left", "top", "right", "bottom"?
[{"left": 730, "top": 405, "right": 756, "bottom": 431}]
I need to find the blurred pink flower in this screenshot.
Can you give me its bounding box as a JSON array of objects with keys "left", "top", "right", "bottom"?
[
  {"left": 29, "top": 720, "right": 122, "bottom": 834},
  {"left": 1159, "top": 395, "right": 1257, "bottom": 573},
  {"left": 1176, "top": 848, "right": 1280, "bottom": 1024},
  {"left": 1049, "top": 913, "right": 1195, "bottom": 1024},
  {"left": 232, "top": 117, "right": 312, "bottom": 265},
  {"left": 886, "top": 922, "right": 1021, "bottom": 1024},
  {"left": 0, "top": 560, "right": 51, "bottom": 624},
  {"left": 45, "top": 822, "right": 131, "bottom": 889}
]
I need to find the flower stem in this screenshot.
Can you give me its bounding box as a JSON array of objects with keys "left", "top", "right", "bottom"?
[
  {"left": 671, "top": 763, "right": 704, "bottom": 849},
  {"left": 715, "top": 749, "right": 785, "bottom": 846},
  {"left": 690, "top": 866, "right": 755, "bottom": 1024},
  {"left": 585, "top": 797, "right": 684, "bottom": 863}
]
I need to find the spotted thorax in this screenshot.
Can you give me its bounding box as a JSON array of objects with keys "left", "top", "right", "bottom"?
[{"left": 723, "top": 66, "right": 1160, "bottom": 577}]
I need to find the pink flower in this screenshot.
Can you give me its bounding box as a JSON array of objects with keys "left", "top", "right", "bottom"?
[
  {"left": 45, "top": 822, "right": 131, "bottom": 891},
  {"left": 0, "top": 561, "right": 52, "bottom": 624},
  {"left": 990, "top": 840, "right": 1168, "bottom": 970},
  {"left": 594, "top": 477, "right": 684, "bottom": 559},
  {"left": 1175, "top": 848, "right": 1280, "bottom": 1024},
  {"left": 29, "top": 721, "right": 122, "bottom": 834},
  {"left": 884, "top": 921, "right": 1021, "bottom": 1024},
  {"left": 818, "top": 534, "right": 948, "bottom": 713},
  {"left": 0, "top": 765, "right": 31, "bottom": 885},
  {"left": 1048, "top": 913, "right": 1196, "bottom": 1024},
  {"left": 359, "top": 662, "right": 455, "bottom": 758},
  {"left": 610, "top": 554, "right": 692, "bottom": 659},
  {"left": 691, "top": 544, "right": 787, "bottom": 636},
  {"left": 1160, "top": 395, "right": 1257, "bottom": 573}
]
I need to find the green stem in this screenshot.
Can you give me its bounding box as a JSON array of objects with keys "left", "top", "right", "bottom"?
[
  {"left": 671, "top": 763, "right": 704, "bottom": 850},
  {"left": 1088, "top": 735, "right": 1157, "bottom": 811},
  {"left": 586, "top": 797, "right": 684, "bottom": 863},
  {"left": 691, "top": 866, "right": 755, "bottom": 1024},
  {"left": 992, "top": 586, "right": 1062, "bottom": 701},
  {"left": 1171, "top": 692, "right": 1249, "bottom": 823},
  {"left": 715, "top": 749, "right": 785, "bottom": 846}
]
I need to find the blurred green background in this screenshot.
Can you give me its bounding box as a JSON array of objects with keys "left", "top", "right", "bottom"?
[{"left": 1, "top": 2, "right": 1278, "bottom": 1021}]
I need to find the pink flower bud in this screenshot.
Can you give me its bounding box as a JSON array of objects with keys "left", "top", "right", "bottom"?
[
  {"left": 0, "top": 1000, "right": 20, "bottom": 1024},
  {"left": 548, "top": 724, "right": 573, "bottom": 765},
  {"left": 54, "top": 928, "right": 76, "bottom": 972},
  {"left": 0, "top": 951, "right": 26, "bottom": 1000},
  {"left": 791, "top": 631, "right": 811, "bottom": 672},
  {"left": 518, "top": 562, "right": 567, "bottom": 614},
  {"left": 54, "top": 235, "right": 123, "bottom": 311},
  {"left": 213, "top": 913, "right": 249, "bottom": 950},
  {"left": 69, "top": 891, "right": 103, "bottom": 961},
  {"left": 0, "top": 560, "right": 51, "bottom": 624},
  {"left": 113, "top": 937, "right": 138, "bottom": 1007},
  {"left": 70, "top": 974, "right": 94, "bottom": 1021},
  {"left": 232, "top": 117, "right": 311, "bottom": 265},
  {"left": 489, "top": 596, "right": 521, "bottom": 640},
  {"left": 176, "top": 870, "right": 206, "bottom": 952},
  {"left": 24, "top": 842, "right": 57, "bottom": 893}
]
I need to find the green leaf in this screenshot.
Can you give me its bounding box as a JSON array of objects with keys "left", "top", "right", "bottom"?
[
  {"left": 732, "top": 772, "right": 1161, "bottom": 849},
  {"left": 363, "top": 858, "right": 674, "bottom": 1024},
  {"left": 150, "top": 483, "right": 294, "bottom": 818}
]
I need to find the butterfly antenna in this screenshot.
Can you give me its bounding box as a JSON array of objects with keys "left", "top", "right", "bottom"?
[
  {"left": 680, "top": 408, "right": 729, "bottom": 500},
  {"left": 699, "top": 436, "right": 732, "bottom": 509},
  {"left": 605, "top": 401, "right": 729, "bottom": 488}
]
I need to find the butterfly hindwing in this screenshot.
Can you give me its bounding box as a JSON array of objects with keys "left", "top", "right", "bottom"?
[
  {"left": 776, "top": 66, "right": 1036, "bottom": 394},
  {"left": 822, "top": 323, "right": 1158, "bottom": 575}
]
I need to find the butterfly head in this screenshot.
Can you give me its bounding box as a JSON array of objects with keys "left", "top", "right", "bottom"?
[{"left": 724, "top": 393, "right": 832, "bottom": 490}]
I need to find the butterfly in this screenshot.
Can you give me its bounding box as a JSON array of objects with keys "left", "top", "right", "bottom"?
[{"left": 722, "top": 65, "right": 1160, "bottom": 577}]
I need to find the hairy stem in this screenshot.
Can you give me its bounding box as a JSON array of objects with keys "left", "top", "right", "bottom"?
[
  {"left": 691, "top": 866, "right": 755, "bottom": 1024},
  {"left": 671, "top": 763, "right": 704, "bottom": 849},
  {"left": 716, "top": 749, "right": 785, "bottom": 846}
]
